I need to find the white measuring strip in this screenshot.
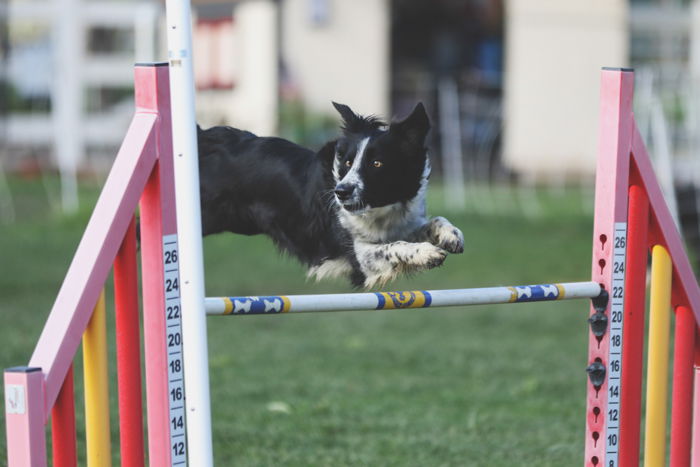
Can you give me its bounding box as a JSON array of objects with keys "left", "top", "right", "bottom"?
[
  {"left": 163, "top": 234, "right": 187, "bottom": 465},
  {"left": 605, "top": 222, "right": 627, "bottom": 466}
]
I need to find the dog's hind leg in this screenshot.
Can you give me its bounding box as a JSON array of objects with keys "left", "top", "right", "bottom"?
[
  {"left": 355, "top": 241, "right": 447, "bottom": 289},
  {"left": 410, "top": 216, "right": 464, "bottom": 254},
  {"left": 307, "top": 258, "right": 354, "bottom": 282}
]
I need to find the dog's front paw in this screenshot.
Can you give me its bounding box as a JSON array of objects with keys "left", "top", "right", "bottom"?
[
  {"left": 437, "top": 227, "right": 464, "bottom": 254},
  {"left": 428, "top": 217, "right": 464, "bottom": 254},
  {"left": 358, "top": 241, "right": 446, "bottom": 289},
  {"left": 408, "top": 242, "right": 448, "bottom": 270}
]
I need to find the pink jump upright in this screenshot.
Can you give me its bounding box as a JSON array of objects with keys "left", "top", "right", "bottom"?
[
  {"left": 3, "top": 63, "right": 185, "bottom": 467},
  {"left": 583, "top": 68, "right": 700, "bottom": 467}
]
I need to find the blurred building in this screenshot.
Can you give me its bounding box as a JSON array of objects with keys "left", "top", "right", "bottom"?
[
  {"left": 2, "top": 0, "right": 700, "bottom": 203},
  {"left": 502, "top": 0, "right": 698, "bottom": 184},
  {"left": 1, "top": 0, "right": 160, "bottom": 209},
  {"left": 502, "top": 0, "right": 628, "bottom": 181},
  {"left": 193, "top": 0, "right": 278, "bottom": 136},
  {"left": 193, "top": 0, "right": 389, "bottom": 146}
]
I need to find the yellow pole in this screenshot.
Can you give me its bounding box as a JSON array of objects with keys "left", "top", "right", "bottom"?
[
  {"left": 643, "top": 245, "right": 672, "bottom": 467},
  {"left": 83, "top": 289, "right": 112, "bottom": 466}
]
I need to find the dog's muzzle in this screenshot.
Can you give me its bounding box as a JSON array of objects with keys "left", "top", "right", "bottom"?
[
  {"left": 334, "top": 183, "right": 355, "bottom": 202},
  {"left": 334, "top": 183, "right": 363, "bottom": 211}
]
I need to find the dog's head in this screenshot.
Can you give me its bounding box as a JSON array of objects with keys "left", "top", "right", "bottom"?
[{"left": 327, "top": 102, "right": 431, "bottom": 213}]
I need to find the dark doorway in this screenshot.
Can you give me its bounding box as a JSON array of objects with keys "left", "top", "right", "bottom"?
[{"left": 390, "top": 0, "right": 505, "bottom": 180}]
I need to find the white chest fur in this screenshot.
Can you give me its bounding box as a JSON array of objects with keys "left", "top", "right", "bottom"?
[{"left": 338, "top": 192, "right": 426, "bottom": 243}]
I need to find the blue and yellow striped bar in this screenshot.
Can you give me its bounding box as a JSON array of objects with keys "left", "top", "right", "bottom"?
[
  {"left": 375, "top": 291, "right": 432, "bottom": 309},
  {"left": 205, "top": 281, "right": 600, "bottom": 315},
  {"left": 221, "top": 296, "right": 292, "bottom": 315}
]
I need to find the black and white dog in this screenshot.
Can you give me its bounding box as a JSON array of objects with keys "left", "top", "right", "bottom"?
[{"left": 197, "top": 102, "right": 464, "bottom": 288}]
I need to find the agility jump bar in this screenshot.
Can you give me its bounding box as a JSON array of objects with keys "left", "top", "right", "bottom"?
[{"left": 205, "top": 281, "right": 603, "bottom": 315}]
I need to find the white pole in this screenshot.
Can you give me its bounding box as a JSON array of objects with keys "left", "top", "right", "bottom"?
[
  {"left": 53, "top": 0, "right": 83, "bottom": 213},
  {"left": 165, "top": 1, "right": 214, "bottom": 466},
  {"left": 234, "top": 0, "right": 278, "bottom": 135},
  {"left": 437, "top": 75, "right": 466, "bottom": 211}
]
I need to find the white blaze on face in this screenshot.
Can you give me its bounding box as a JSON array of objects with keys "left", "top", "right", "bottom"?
[
  {"left": 339, "top": 137, "right": 370, "bottom": 196},
  {"left": 333, "top": 153, "right": 341, "bottom": 182}
]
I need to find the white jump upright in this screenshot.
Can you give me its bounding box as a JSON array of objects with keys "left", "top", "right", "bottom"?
[{"left": 165, "top": 1, "right": 214, "bottom": 465}]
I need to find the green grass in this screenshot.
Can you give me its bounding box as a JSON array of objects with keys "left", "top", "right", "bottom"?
[{"left": 1, "top": 177, "right": 595, "bottom": 466}]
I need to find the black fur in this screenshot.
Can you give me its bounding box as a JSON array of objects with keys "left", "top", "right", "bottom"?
[{"left": 197, "top": 125, "right": 368, "bottom": 285}]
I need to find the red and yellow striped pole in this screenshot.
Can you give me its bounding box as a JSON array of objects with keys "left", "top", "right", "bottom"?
[
  {"left": 618, "top": 185, "right": 649, "bottom": 466},
  {"left": 670, "top": 305, "right": 696, "bottom": 466},
  {"left": 643, "top": 245, "right": 672, "bottom": 467},
  {"left": 114, "top": 217, "right": 145, "bottom": 467},
  {"left": 83, "top": 289, "right": 112, "bottom": 466},
  {"left": 51, "top": 364, "right": 77, "bottom": 467}
]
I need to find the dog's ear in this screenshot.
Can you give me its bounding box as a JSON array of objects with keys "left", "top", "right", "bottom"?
[
  {"left": 389, "top": 102, "right": 430, "bottom": 145},
  {"left": 332, "top": 102, "right": 361, "bottom": 130},
  {"left": 317, "top": 140, "right": 337, "bottom": 170}
]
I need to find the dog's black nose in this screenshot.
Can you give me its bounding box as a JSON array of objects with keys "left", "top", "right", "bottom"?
[{"left": 334, "top": 184, "right": 355, "bottom": 201}]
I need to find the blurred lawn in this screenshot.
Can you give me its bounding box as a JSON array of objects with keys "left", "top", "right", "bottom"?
[{"left": 1, "top": 177, "right": 595, "bottom": 466}]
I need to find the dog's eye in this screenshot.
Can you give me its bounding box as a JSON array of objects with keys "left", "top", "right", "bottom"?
[
  {"left": 372, "top": 160, "right": 383, "bottom": 168},
  {"left": 345, "top": 160, "right": 352, "bottom": 167}
]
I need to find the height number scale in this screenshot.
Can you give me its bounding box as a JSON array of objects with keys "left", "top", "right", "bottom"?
[
  {"left": 163, "top": 234, "right": 187, "bottom": 465},
  {"left": 605, "top": 222, "right": 627, "bottom": 466}
]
